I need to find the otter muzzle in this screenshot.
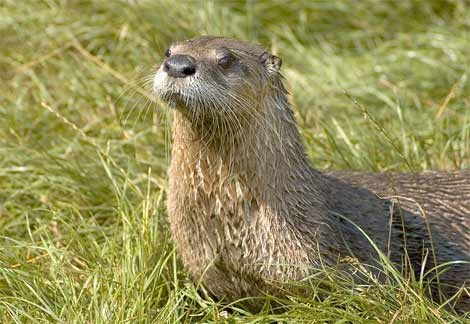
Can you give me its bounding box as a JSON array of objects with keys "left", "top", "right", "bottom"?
[{"left": 163, "top": 54, "right": 196, "bottom": 78}]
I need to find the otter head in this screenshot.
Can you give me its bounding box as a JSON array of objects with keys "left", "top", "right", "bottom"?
[{"left": 153, "top": 36, "right": 282, "bottom": 126}]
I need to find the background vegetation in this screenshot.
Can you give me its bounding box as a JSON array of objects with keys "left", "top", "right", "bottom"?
[{"left": 1, "top": 0, "right": 469, "bottom": 322}]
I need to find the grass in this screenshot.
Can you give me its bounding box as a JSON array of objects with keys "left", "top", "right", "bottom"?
[{"left": 1, "top": 0, "right": 469, "bottom": 322}]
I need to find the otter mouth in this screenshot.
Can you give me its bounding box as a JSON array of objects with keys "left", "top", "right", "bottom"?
[
  {"left": 163, "top": 91, "right": 183, "bottom": 101},
  {"left": 160, "top": 90, "right": 189, "bottom": 108},
  {"left": 153, "top": 70, "right": 192, "bottom": 109}
]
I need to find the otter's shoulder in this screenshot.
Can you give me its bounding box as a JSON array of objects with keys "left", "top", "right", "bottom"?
[{"left": 324, "top": 169, "right": 470, "bottom": 255}]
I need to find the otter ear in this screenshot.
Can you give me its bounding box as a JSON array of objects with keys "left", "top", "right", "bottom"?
[{"left": 260, "top": 52, "right": 282, "bottom": 73}]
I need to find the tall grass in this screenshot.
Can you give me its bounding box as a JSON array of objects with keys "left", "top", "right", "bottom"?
[{"left": 1, "top": 0, "right": 469, "bottom": 322}]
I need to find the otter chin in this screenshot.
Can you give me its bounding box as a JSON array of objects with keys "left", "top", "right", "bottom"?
[{"left": 153, "top": 36, "right": 469, "bottom": 312}]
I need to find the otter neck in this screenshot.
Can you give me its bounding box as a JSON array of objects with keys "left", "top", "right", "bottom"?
[{"left": 170, "top": 87, "right": 329, "bottom": 214}]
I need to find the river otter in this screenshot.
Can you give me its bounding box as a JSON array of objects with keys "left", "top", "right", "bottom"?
[{"left": 152, "top": 36, "right": 469, "bottom": 311}]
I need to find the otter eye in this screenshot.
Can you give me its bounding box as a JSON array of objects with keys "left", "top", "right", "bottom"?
[
  {"left": 165, "top": 48, "right": 171, "bottom": 58},
  {"left": 217, "top": 53, "right": 234, "bottom": 69}
]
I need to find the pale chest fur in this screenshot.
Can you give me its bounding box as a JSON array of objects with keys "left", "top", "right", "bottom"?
[{"left": 167, "top": 149, "right": 311, "bottom": 286}]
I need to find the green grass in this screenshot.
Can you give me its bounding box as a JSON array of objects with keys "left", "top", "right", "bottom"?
[{"left": 1, "top": 0, "right": 469, "bottom": 322}]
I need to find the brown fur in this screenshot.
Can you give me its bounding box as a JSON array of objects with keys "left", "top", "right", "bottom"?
[{"left": 153, "top": 36, "right": 470, "bottom": 311}]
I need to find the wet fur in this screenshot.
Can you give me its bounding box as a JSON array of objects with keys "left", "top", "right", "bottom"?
[{"left": 154, "top": 36, "right": 470, "bottom": 311}]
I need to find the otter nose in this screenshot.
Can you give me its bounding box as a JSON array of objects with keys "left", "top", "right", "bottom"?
[{"left": 163, "top": 54, "right": 196, "bottom": 78}]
